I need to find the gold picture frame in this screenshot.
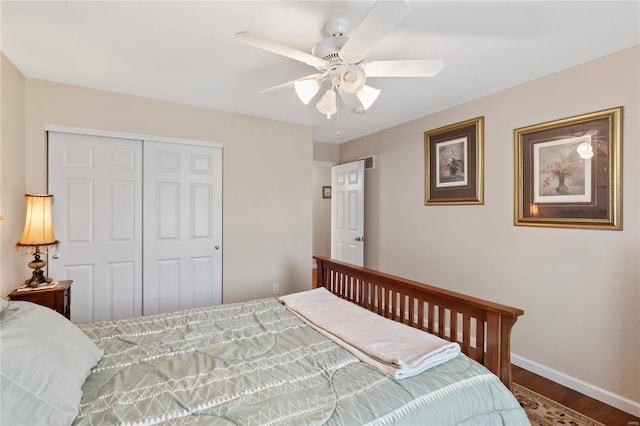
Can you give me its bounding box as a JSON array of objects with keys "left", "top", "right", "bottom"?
[
  {"left": 514, "top": 107, "right": 622, "bottom": 230},
  {"left": 424, "top": 117, "right": 484, "bottom": 205}
]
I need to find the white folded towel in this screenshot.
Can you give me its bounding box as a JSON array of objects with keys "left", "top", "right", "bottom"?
[{"left": 279, "top": 287, "right": 460, "bottom": 379}]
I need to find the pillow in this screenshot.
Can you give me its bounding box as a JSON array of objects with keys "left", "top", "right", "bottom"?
[
  {"left": 1, "top": 301, "right": 104, "bottom": 425},
  {"left": 0, "top": 297, "right": 8, "bottom": 313}
]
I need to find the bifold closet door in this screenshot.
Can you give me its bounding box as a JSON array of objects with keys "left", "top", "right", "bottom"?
[
  {"left": 49, "top": 132, "right": 223, "bottom": 322},
  {"left": 48, "top": 132, "right": 143, "bottom": 323},
  {"left": 143, "top": 141, "right": 222, "bottom": 315}
]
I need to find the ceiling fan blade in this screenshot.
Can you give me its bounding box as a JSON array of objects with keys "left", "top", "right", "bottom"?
[
  {"left": 258, "top": 73, "right": 323, "bottom": 94},
  {"left": 236, "top": 31, "right": 325, "bottom": 69},
  {"left": 364, "top": 59, "right": 444, "bottom": 77},
  {"left": 258, "top": 81, "right": 295, "bottom": 94},
  {"left": 340, "top": 0, "right": 411, "bottom": 64}
]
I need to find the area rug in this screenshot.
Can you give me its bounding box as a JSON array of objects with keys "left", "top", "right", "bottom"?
[{"left": 513, "top": 383, "right": 605, "bottom": 426}]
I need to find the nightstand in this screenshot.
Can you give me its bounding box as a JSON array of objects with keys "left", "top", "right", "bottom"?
[{"left": 8, "top": 280, "right": 73, "bottom": 319}]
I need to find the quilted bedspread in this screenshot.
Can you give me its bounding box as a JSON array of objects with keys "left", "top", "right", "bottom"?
[{"left": 75, "top": 298, "right": 529, "bottom": 425}]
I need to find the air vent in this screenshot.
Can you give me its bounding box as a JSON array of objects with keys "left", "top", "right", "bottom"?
[{"left": 362, "top": 156, "right": 375, "bottom": 170}]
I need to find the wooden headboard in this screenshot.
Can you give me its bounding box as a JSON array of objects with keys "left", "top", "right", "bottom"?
[{"left": 313, "top": 256, "right": 524, "bottom": 389}]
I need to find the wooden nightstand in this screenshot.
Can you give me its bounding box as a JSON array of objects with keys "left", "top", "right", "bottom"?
[{"left": 8, "top": 280, "right": 73, "bottom": 319}]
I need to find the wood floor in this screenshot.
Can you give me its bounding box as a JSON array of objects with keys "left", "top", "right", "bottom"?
[{"left": 512, "top": 365, "right": 639, "bottom": 425}]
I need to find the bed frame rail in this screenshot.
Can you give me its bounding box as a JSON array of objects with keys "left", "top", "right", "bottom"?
[{"left": 313, "top": 256, "right": 524, "bottom": 389}]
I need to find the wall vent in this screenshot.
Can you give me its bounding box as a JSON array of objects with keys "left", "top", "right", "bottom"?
[{"left": 362, "top": 156, "right": 375, "bottom": 170}]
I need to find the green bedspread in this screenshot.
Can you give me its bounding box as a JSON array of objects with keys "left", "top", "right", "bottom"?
[{"left": 75, "top": 298, "right": 529, "bottom": 425}]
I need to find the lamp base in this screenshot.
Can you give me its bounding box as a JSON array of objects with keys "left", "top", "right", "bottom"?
[
  {"left": 25, "top": 251, "right": 52, "bottom": 288},
  {"left": 25, "top": 271, "right": 53, "bottom": 288}
]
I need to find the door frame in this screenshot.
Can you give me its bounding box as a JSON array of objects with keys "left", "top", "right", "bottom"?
[{"left": 45, "top": 125, "right": 223, "bottom": 150}]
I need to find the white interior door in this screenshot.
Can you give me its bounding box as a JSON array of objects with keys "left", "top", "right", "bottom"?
[
  {"left": 48, "top": 132, "right": 143, "bottom": 323},
  {"left": 143, "top": 141, "right": 222, "bottom": 315},
  {"left": 331, "top": 160, "right": 365, "bottom": 266}
]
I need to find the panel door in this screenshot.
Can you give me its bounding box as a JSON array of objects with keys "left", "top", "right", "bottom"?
[
  {"left": 48, "top": 132, "right": 143, "bottom": 323},
  {"left": 331, "top": 160, "right": 365, "bottom": 266},
  {"left": 143, "top": 141, "right": 222, "bottom": 315}
]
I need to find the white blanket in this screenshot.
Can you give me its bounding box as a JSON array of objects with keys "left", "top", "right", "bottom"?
[{"left": 279, "top": 287, "right": 461, "bottom": 379}]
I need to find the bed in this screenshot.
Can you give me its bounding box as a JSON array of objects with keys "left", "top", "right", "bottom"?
[{"left": 1, "top": 256, "right": 527, "bottom": 425}]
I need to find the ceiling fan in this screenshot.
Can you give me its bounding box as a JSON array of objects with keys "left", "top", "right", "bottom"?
[{"left": 236, "top": 0, "right": 443, "bottom": 119}]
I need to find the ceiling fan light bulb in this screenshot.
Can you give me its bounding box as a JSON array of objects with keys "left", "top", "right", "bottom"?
[
  {"left": 294, "top": 79, "right": 320, "bottom": 105},
  {"left": 356, "top": 85, "right": 381, "bottom": 110},
  {"left": 341, "top": 65, "right": 366, "bottom": 94}
]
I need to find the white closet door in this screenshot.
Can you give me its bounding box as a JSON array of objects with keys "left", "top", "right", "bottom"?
[
  {"left": 143, "top": 141, "right": 222, "bottom": 315},
  {"left": 48, "top": 132, "right": 143, "bottom": 323}
]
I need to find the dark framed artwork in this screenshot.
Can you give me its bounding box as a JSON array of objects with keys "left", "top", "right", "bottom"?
[
  {"left": 424, "top": 117, "right": 484, "bottom": 205},
  {"left": 322, "top": 186, "right": 331, "bottom": 199},
  {"left": 514, "top": 107, "right": 622, "bottom": 229}
]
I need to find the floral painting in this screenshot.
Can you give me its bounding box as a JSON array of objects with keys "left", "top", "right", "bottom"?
[
  {"left": 533, "top": 136, "right": 591, "bottom": 203},
  {"left": 514, "top": 106, "right": 621, "bottom": 230},
  {"left": 424, "top": 116, "right": 483, "bottom": 205},
  {"left": 435, "top": 137, "right": 468, "bottom": 188}
]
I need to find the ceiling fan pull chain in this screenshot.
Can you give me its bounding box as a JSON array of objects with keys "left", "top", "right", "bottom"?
[{"left": 336, "top": 95, "right": 341, "bottom": 136}]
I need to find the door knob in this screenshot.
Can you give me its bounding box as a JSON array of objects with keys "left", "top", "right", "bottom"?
[
  {"left": 355, "top": 236, "right": 366, "bottom": 242},
  {"left": 52, "top": 253, "right": 60, "bottom": 259}
]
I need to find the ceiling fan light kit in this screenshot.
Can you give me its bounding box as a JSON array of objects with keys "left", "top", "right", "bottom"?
[{"left": 237, "top": 0, "right": 443, "bottom": 120}]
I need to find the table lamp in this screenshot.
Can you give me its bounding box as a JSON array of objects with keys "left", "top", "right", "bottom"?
[{"left": 16, "top": 194, "right": 58, "bottom": 287}]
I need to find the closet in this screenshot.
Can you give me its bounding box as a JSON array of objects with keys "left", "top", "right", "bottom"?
[{"left": 47, "top": 130, "right": 222, "bottom": 323}]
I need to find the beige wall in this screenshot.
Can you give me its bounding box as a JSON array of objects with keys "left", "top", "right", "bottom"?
[
  {"left": 312, "top": 164, "right": 332, "bottom": 260},
  {"left": 312, "top": 142, "right": 339, "bottom": 262},
  {"left": 0, "top": 54, "right": 27, "bottom": 294},
  {"left": 340, "top": 46, "right": 640, "bottom": 412},
  {"left": 1, "top": 71, "right": 313, "bottom": 302},
  {"left": 313, "top": 141, "right": 340, "bottom": 164}
]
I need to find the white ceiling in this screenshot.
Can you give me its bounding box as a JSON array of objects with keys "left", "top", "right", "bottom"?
[{"left": 1, "top": 1, "right": 638, "bottom": 143}]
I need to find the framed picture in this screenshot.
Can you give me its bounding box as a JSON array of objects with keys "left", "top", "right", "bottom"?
[
  {"left": 514, "top": 107, "right": 622, "bottom": 229},
  {"left": 322, "top": 186, "right": 331, "bottom": 199},
  {"left": 424, "top": 117, "right": 484, "bottom": 204}
]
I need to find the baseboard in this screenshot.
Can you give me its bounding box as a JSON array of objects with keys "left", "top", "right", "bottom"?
[{"left": 512, "top": 354, "right": 640, "bottom": 417}]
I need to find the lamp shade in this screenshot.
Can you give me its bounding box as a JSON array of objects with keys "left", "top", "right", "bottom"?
[
  {"left": 316, "top": 88, "right": 338, "bottom": 119},
  {"left": 356, "top": 85, "right": 381, "bottom": 110},
  {"left": 17, "top": 194, "right": 58, "bottom": 247},
  {"left": 294, "top": 78, "right": 321, "bottom": 105}
]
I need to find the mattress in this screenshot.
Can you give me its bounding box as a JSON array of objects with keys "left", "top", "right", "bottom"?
[{"left": 74, "top": 297, "right": 529, "bottom": 425}]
